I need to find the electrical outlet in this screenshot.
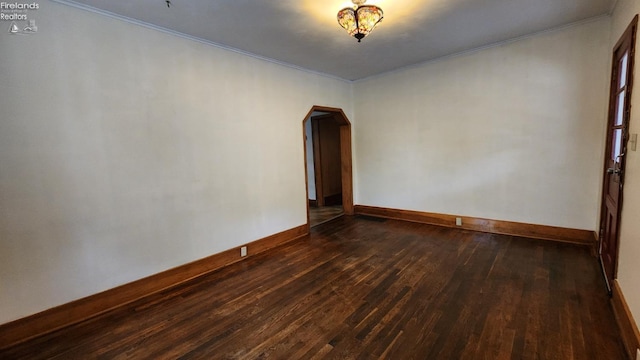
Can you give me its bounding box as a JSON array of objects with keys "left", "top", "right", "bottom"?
[
  {"left": 240, "top": 246, "right": 247, "bottom": 257},
  {"left": 455, "top": 217, "right": 462, "bottom": 226}
]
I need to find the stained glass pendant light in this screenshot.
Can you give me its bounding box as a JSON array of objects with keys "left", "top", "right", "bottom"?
[{"left": 337, "top": 0, "right": 384, "bottom": 42}]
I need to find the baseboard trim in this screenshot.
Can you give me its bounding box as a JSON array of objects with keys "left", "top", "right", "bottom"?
[
  {"left": 0, "top": 224, "right": 308, "bottom": 350},
  {"left": 354, "top": 205, "right": 596, "bottom": 246},
  {"left": 611, "top": 280, "right": 640, "bottom": 359}
]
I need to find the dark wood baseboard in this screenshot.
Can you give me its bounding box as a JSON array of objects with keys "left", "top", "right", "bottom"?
[
  {"left": 0, "top": 224, "right": 308, "bottom": 350},
  {"left": 308, "top": 199, "right": 318, "bottom": 207},
  {"left": 354, "top": 205, "right": 596, "bottom": 246},
  {"left": 611, "top": 280, "right": 640, "bottom": 359}
]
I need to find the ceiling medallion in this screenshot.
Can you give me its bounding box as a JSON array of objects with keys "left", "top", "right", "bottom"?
[{"left": 337, "top": 0, "right": 384, "bottom": 42}]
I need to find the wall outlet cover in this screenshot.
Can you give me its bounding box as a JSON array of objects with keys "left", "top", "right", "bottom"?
[
  {"left": 240, "top": 246, "right": 247, "bottom": 257},
  {"left": 455, "top": 217, "right": 462, "bottom": 226}
]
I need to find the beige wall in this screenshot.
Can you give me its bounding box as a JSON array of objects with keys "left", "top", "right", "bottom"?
[
  {"left": 0, "top": 1, "right": 352, "bottom": 324},
  {"left": 353, "top": 18, "right": 611, "bottom": 230},
  {"left": 611, "top": 0, "right": 640, "bottom": 333}
]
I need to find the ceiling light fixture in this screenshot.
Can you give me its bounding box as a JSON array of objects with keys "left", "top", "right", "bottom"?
[{"left": 337, "top": 0, "right": 384, "bottom": 43}]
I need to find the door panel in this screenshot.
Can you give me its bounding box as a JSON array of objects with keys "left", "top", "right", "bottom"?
[
  {"left": 599, "top": 16, "right": 637, "bottom": 292},
  {"left": 319, "top": 119, "right": 342, "bottom": 205}
]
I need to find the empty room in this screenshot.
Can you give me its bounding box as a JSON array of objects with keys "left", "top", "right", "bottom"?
[{"left": 1, "top": 0, "right": 640, "bottom": 358}]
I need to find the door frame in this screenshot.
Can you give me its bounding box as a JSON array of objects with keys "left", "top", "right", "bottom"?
[
  {"left": 302, "top": 106, "right": 354, "bottom": 230},
  {"left": 598, "top": 15, "right": 638, "bottom": 292}
]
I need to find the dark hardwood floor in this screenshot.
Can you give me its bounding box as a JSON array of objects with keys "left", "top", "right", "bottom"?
[
  {"left": 0, "top": 216, "right": 626, "bottom": 359},
  {"left": 309, "top": 205, "right": 344, "bottom": 227}
]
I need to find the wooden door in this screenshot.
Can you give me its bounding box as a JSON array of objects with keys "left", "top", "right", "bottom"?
[
  {"left": 312, "top": 115, "right": 343, "bottom": 207},
  {"left": 599, "top": 15, "right": 637, "bottom": 292}
]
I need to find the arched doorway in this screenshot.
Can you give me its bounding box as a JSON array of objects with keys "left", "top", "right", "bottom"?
[{"left": 302, "top": 106, "right": 354, "bottom": 228}]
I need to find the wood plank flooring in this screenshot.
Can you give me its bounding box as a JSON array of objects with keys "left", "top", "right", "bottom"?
[
  {"left": 0, "top": 216, "right": 626, "bottom": 359},
  {"left": 309, "top": 205, "right": 344, "bottom": 227}
]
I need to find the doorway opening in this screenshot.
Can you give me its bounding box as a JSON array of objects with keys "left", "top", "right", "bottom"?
[{"left": 302, "top": 106, "right": 354, "bottom": 228}]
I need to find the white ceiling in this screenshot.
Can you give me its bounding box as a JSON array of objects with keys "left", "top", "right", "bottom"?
[{"left": 62, "top": 0, "right": 615, "bottom": 81}]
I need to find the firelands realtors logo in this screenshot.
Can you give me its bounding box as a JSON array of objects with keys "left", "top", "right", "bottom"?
[{"left": 1, "top": 2, "right": 39, "bottom": 34}]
